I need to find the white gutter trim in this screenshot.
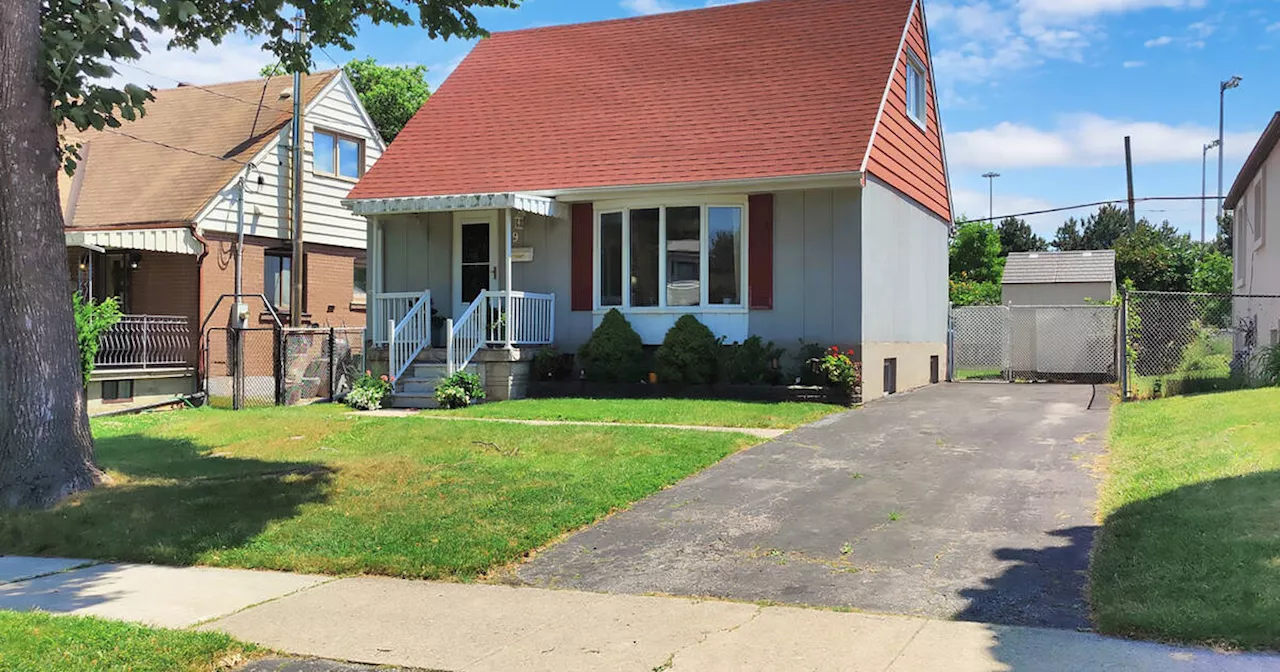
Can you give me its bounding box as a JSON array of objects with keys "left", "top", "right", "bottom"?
[
  {"left": 344, "top": 192, "right": 569, "bottom": 219},
  {"left": 65, "top": 227, "right": 202, "bottom": 255},
  {"left": 532, "top": 171, "right": 864, "bottom": 201},
  {"left": 861, "top": 0, "right": 917, "bottom": 174}
]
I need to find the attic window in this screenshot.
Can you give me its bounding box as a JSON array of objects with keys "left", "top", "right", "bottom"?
[
  {"left": 905, "top": 51, "right": 926, "bottom": 129},
  {"left": 313, "top": 129, "right": 364, "bottom": 180}
]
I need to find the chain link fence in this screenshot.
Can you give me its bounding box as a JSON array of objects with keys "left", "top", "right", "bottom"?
[
  {"left": 1123, "top": 291, "right": 1280, "bottom": 400},
  {"left": 950, "top": 304, "right": 1118, "bottom": 383},
  {"left": 204, "top": 326, "right": 367, "bottom": 408}
]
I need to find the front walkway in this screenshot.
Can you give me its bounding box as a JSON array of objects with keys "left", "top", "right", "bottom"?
[
  {"left": 2, "top": 556, "right": 1278, "bottom": 671},
  {"left": 353, "top": 411, "right": 788, "bottom": 439}
]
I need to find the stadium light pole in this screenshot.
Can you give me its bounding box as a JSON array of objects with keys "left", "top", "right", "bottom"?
[
  {"left": 982, "top": 171, "right": 1001, "bottom": 224},
  {"left": 1202, "top": 139, "right": 1220, "bottom": 243},
  {"left": 1218, "top": 75, "right": 1242, "bottom": 221}
]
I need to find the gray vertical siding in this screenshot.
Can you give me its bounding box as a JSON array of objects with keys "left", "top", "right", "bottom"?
[
  {"left": 859, "top": 177, "right": 949, "bottom": 344},
  {"left": 508, "top": 212, "right": 593, "bottom": 349},
  {"left": 748, "top": 187, "right": 862, "bottom": 349},
  {"left": 380, "top": 212, "right": 451, "bottom": 316}
]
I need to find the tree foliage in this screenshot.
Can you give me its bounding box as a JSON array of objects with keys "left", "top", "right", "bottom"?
[
  {"left": 1052, "top": 204, "right": 1130, "bottom": 251},
  {"left": 949, "top": 220, "right": 1004, "bottom": 284},
  {"left": 44, "top": 0, "right": 517, "bottom": 169},
  {"left": 72, "top": 293, "right": 121, "bottom": 386},
  {"left": 996, "top": 216, "right": 1046, "bottom": 256}
]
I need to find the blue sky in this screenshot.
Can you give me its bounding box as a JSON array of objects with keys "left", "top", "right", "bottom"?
[{"left": 120, "top": 0, "right": 1280, "bottom": 240}]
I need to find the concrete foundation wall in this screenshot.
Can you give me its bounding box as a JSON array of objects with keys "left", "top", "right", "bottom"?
[
  {"left": 860, "top": 342, "right": 945, "bottom": 402},
  {"left": 87, "top": 371, "right": 194, "bottom": 415}
]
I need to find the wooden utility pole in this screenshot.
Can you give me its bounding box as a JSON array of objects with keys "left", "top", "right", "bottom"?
[
  {"left": 289, "top": 11, "right": 305, "bottom": 327},
  {"left": 1124, "top": 136, "right": 1136, "bottom": 233}
]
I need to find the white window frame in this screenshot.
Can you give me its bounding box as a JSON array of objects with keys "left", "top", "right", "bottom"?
[
  {"left": 312, "top": 127, "right": 365, "bottom": 181},
  {"left": 905, "top": 50, "right": 927, "bottom": 130},
  {"left": 591, "top": 197, "right": 749, "bottom": 315}
]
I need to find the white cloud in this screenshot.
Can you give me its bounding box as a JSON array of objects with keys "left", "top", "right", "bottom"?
[
  {"left": 621, "top": 0, "right": 680, "bottom": 14},
  {"left": 106, "top": 29, "right": 274, "bottom": 89},
  {"left": 427, "top": 52, "right": 469, "bottom": 90},
  {"left": 1144, "top": 35, "right": 1173, "bottom": 47},
  {"left": 1017, "top": 0, "right": 1203, "bottom": 25},
  {"left": 1123, "top": 60, "right": 1145, "bottom": 67},
  {"left": 1187, "top": 19, "right": 1215, "bottom": 38},
  {"left": 948, "top": 114, "right": 1259, "bottom": 168},
  {"left": 1267, "top": 21, "right": 1280, "bottom": 32}
]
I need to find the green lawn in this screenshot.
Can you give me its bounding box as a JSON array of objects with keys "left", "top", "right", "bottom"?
[
  {"left": 438, "top": 398, "right": 844, "bottom": 429},
  {"left": 953, "top": 368, "right": 1004, "bottom": 381},
  {"left": 1092, "top": 387, "right": 1280, "bottom": 649},
  {"left": 0, "top": 405, "right": 756, "bottom": 579},
  {"left": 0, "top": 610, "right": 258, "bottom": 671}
]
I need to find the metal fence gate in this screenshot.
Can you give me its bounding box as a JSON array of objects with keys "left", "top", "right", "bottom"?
[
  {"left": 950, "top": 304, "right": 1119, "bottom": 383},
  {"left": 203, "top": 326, "right": 366, "bottom": 409},
  {"left": 1122, "top": 291, "right": 1280, "bottom": 400}
]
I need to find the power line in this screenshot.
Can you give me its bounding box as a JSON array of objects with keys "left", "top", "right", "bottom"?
[
  {"left": 114, "top": 61, "right": 297, "bottom": 116},
  {"left": 987, "top": 195, "right": 1221, "bottom": 222},
  {"left": 103, "top": 127, "right": 250, "bottom": 166}
]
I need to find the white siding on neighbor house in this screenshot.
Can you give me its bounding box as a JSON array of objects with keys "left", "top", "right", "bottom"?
[
  {"left": 197, "top": 74, "right": 383, "bottom": 249},
  {"left": 1234, "top": 146, "right": 1279, "bottom": 345},
  {"left": 859, "top": 177, "right": 949, "bottom": 344}
]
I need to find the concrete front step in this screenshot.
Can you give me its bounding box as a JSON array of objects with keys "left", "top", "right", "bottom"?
[{"left": 389, "top": 392, "right": 437, "bottom": 409}]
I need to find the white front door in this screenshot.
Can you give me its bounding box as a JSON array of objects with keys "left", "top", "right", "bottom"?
[{"left": 453, "top": 212, "right": 499, "bottom": 317}]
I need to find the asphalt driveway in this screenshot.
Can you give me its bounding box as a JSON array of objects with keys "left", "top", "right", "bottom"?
[{"left": 518, "top": 383, "right": 1111, "bottom": 629}]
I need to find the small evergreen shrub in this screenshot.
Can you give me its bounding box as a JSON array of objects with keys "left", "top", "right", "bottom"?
[
  {"left": 435, "top": 370, "right": 485, "bottom": 409},
  {"left": 579, "top": 309, "right": 646, "bottom": 382},
  {"left": 73, "top": 292, "right": 121, "bottom": 386},
  {"left": 721, "top": 336, "right": 784, "bottom": 385},
  {"left": 533, "top": 345, "right": 571, "bottom": 381},
  {"left": 345, "top": 370, "right": 393, "bottom": 411},
  {"left": 655, "top": 315, "right": 720, "bottom": 385},
  {"left": 794, "top": 340, "right": 828, "bottom": 385}
]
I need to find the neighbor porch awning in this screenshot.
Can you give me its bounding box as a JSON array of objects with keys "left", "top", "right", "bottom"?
[
  {"left": 65, "top": 227, "right": 202, "bottom": 255},
  {"left": 343, "top": 192, "right": 568, "bottom": 219}
]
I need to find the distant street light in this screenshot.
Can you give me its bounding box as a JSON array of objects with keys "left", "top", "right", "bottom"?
[
  {"left": 1202, "top": 139, "right": 1220, "bottom": 243},
  {"left": 982, "top": 171, "right": 1001, "bottom": 224},
  {"left": 1218, "top": 75, "right": 1242, "bottom": 221}
]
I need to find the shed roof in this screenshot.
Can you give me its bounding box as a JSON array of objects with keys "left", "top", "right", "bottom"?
[
  {"left": 59, "top": 71, "right": 339, "bottom": 229},
  {"left": 1002, "top": 250, "right": 1116, "bottom": 285},
  {"left": 347, "top": 0, "right": 914, "bottom": 201}
]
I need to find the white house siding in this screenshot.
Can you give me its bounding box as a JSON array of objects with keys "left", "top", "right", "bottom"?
[
  {"left": 197, "top": 74, "right": 382, "bottom": 250},
  {"left": 1002, "top": 281, "right": 1115, "bottom": 306},
  {"left": 748, "top": 188, "right": 862, "bottom": 353},
  {"left": 859, "top": 177, "right": 949, "bottom": 400},
  {"left": 1234, "top": 147, "right": 1280, "bottom": 348}
]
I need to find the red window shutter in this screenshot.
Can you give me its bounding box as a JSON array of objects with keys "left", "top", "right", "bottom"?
[
  {"left": 571, "top": 203, "right": 594, "bottom": 311},
  {"left": 748, "top": 194, "right": 774, "bottom": 310}
]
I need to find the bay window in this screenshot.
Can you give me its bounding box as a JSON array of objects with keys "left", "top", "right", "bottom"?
[{"left": 595, "top": 201, "right": 746, "bottom": 311}]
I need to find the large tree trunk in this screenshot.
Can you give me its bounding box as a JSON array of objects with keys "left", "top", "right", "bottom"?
[{"left": 0, "top": 0, "right": 104, "bottom": 508}]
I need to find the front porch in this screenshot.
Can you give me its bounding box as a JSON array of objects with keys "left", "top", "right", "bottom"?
[{"left": 359, "top": 193, "right": 568, "bottom": 402}]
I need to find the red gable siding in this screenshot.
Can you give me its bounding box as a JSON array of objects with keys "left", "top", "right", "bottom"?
[
  {"left": 864, "top": 1, "right": 952, "bottom": 222},
  {"left": 349, "top": 0, "right": 914, "bottom": 201}
]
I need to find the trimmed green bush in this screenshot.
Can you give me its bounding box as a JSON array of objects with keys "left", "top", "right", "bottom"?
[
  {"left": 721, "top": 335, "right": 784, "bottom": 385},
  {"left": 579, "top": 309, "right": 646, "bottom": 383},
  {"left": 656, "top": 314, "right": 720, "bottom": 385},
  {"left": 73, "top": 292, "right": 121, "bottom": 386}
]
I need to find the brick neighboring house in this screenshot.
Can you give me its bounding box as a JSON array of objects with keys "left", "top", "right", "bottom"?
[{"left": 63, "top": 70, "right": 384, "bottom": 412}]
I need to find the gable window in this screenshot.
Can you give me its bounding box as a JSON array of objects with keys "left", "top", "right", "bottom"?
[
  {"left": 265, "top": 251, "right": 292, "bottom": 312},
  {"left": 595, "top": 202, "right": 746, "bottom": 311},
  {"left": 313, "top": 129, "right": 364, "bottom": 179},
  {"left": 905, "top": 51, "right": 927, "bottom": 128}
]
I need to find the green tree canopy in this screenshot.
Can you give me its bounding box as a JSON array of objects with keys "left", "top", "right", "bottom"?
[
  {"left": 996, "top": 216, "right": 1046, "bottom": 256},
  {"left": 1053, "top": 204, "right": 1130, "bottom": 251},
  {"left": 949, "top": 219, "right": 1004, "bottom": 285}
]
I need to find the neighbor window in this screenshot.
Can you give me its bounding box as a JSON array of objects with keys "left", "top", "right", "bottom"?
[
  {"left": 265, "top": 252, "right": 292, "bottom": 311},
  {"left": 905, "top": 51, "right": 926, "bottom": 127},
  {"left": 353, "top": 256, "right": 367, "bottom": 305},
  {"left": 595, "top": 203, "right": 745, "bottom": 310},
  {"left": 313, "top": 129, "right": 364, "bottom": 179}
]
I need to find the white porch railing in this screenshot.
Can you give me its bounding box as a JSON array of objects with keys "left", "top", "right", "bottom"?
[
  {"left": 373, "top": 291, "right": 426, "bottom": 345},
  {"left": 447, "top": 290, "right": 556, "bottom": 374},
  {"left": 387, "top": 289, "right": 431, "bottom": 383},
  {"left": 486, "top": 291, "right": 555, "bottom": 345},
  {"left": 96, "top": 314, "right": 194, "bottom": 369},
  {"left": 447, "top": 293, "right": 488, "bottom": 375}
]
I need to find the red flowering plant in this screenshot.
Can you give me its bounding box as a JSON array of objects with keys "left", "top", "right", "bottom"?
[
  {"left": 344, "top": 369, "right": 394, "bottom": 411},
  {"left": 815, "top": 346, "right": 861, "bottom": 398}
]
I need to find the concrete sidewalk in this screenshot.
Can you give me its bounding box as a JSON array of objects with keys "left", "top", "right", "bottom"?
[{"left": 3, "top": 556, "right": 1278, "bottom": 672}]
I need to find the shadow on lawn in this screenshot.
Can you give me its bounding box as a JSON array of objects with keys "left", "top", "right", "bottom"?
[{"left": 0, "top": 433, "right": 332, "bottom": 568}]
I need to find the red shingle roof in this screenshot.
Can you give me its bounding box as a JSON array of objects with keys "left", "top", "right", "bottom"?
[{"left": 348, "top": 0, "right": 914, "bottom": 200}]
